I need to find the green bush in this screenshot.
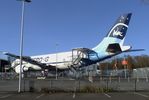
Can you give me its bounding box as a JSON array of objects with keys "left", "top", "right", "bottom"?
[
  {"left": 40, "top": 88, "right": 50, "bottom": 93},
  {"left": 79, "top": 85, "right": 114, "bottom": 93},
  {"left": 39, "top": 86, "right": 114, "bottom": 93}
]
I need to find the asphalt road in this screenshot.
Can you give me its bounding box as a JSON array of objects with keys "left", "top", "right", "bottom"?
[{"left": 0, "top": 92, "right": 149, "bottom": 100}]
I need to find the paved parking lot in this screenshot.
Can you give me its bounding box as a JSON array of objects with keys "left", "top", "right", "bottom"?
[{"left": 0, "top": 92, "right": 149, "bottom": 100}]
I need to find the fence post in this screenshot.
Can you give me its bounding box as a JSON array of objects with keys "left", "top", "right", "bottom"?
[
  {"left": 78, "top": 79, "right": 80, "bottom": 92},
  {"left": 118, "top": 76, "right": 120, "bottom": 83},
  {"left": 134, "top": 78, "right": 137, "bottom": 92},
  {"left": 128, "top": 77, "right": 130, "bottom": 82},
  {"left": 50, "top": 79, "right": 52, "bottom": 89},
  {"left": 106, "top": 77, "right": 109, "bottom": 90},
  {"left": 29, "top": 80, "right": 34, "bottom": 92}
]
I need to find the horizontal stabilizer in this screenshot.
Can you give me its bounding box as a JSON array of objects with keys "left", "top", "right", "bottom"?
[{"left": 123, "top": 49, "right": 145, "bottom": 52}]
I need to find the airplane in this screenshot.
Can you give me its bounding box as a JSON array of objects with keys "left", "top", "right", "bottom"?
[{"left": 2, "top": 13, "right": 143, "bottom": 74}]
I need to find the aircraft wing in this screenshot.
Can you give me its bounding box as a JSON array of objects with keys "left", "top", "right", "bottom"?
[{"left": 2, "top": 52, "right": 53, "bottom": 69}]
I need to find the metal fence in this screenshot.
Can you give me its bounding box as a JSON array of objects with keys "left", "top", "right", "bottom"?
[
  {"left": 1, "top": 67, "right": 149, "bottom": 92},
  {"left": 0, "top": 77, "right": 149, "bottom": 92}
]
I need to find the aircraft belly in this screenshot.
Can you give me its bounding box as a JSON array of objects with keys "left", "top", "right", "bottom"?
[{"left": 55, "top": 63, "right": 69, "bottom": 69}]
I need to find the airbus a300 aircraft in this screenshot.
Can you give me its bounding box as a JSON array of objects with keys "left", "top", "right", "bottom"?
[{"left": 3, "top": 13, "right": 141, "bottom": 74}]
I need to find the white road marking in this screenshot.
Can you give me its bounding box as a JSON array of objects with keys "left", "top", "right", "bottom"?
[
  {"left": 36, "top": 94, "right": 45, "bottom": 99},
  {"left": 104, "top": 93, "right": 111, "bottom": 98},
  {"left": 0, "top": 94, "right": 12, "bottom": 99},
  {"left": 72, "top": 93, "right": 76, "bottom": 99},
  {"left": 134, "top": 92, "right": 149, "bottom": 98}
]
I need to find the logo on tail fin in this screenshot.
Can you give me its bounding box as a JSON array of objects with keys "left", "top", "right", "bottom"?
[
  {"left": 107, "top": 13, "right": 132, "bottom": 40},
  {"left": 113, "top": 27, "right": 123, "bottom": 37},
  {"left": 109, "top": 23, "right": 128, "bottom": 39}
]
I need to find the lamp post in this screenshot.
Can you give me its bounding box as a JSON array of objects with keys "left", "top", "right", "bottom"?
[
  {"left": 17, "top": 0, "right": 31, "bottom": 93},
  {"left": 55, "top": 44, "right": 58, "bottom": 80}
]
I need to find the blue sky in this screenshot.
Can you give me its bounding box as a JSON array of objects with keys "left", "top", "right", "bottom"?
[{"left": 0, "top": 0, "right": 149, "bottom": 58}]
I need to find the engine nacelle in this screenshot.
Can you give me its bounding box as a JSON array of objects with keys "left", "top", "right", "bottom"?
[{"left": 15, "top": 65, "right": 28, "bottom": 74}]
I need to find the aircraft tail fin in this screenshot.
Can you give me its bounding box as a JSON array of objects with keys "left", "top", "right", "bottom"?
[
  {"left": 93, "top": 13, "right": 132, "bottom": 53},
  {"left": 106, "top": 13, "right": 132, "bottom": 40}
]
